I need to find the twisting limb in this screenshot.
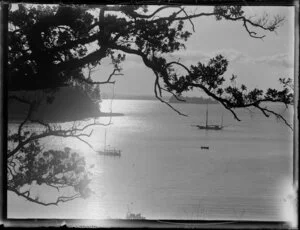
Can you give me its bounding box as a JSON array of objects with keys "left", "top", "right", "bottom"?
[
  {"left": 75, "top": 136, "right": 94, "bottom": 150},
  {"left": 180, "top": 7, "right": 195, "bottom": 32},
  {"left": 8, "top": 114, "right": 94, "bottom": 206},
  {"left": 166, "top": 61, "right": 192, "bottom": 73},
  {"left": 151, "top": 11, "right": 216, "bottom": 23},
  {"left": 243, "top": 20, "right": 264, "bottom": 39},
  {"left": 132, "top": 6, "right": 181, "bottom": 19},
  {"left": 7, "top": 166, "right": 14, "bottom": 178},
  {"left": 164, "top": 8, "right": 185, "bottom": 24},
  {"left": 8, "top": 118, "right": 112, "bottom": 158},
  {"left": 254, "top": 105, "right": 292, "bottom": 130},
  {"left": 153, "top": 71, "right": 187, "bottom": 117},
  {"left": 160, "top": 61, "right": 293, "bottom": 128},
  {"left": 87, "top": 63, "right": 98, "bottom": 79},
  {"left": 188, "top": 82, "right": 242, "bottom": 121},
  {"left": 163, "top": 61, "right": 242, "bottom": 121},
  {"left": 161, "top": 88, "right": 186, "bottom": 102},
  {"left": 17, "top": 103, "right": 35, "bottom": 143},
  {"left": 155, "top": 71, "right": 163, "bottom": 98},
  {"left": 9, "top": 187, "right": 81, "bottom": 206},
  {"left": 80, "top": 68, "right": 123, "bottom": 85},
  {"left": 151, "top": 8, "right": 284, "bottom": 39},
  {"left": 8, "top": 96, "right": 36, "bottom": 144},
  {"left": 8, "top": 95, "right": 31, "bottom": 105},
  {"left": 219, "top": 13, "right": 285, "bottom": 39},
  {"left": 8, "top": 93, "right": 113, "bottom": 159},
  {"left": 29, "top": 119, "right": 51, "bottom": 131}
]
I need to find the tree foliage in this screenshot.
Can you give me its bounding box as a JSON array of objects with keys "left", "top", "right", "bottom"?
[
  {"left": 8, "top": 139, "right": 93, "bottom": 205},
  {"left": 8, "top": 5, "right": 292, "bottom": 126},
  {"left": 7, "top": 95, "right": 110, "bottom": 206},
  {"left": 8, "top": 5, "right": 285, "bottom": 88}
]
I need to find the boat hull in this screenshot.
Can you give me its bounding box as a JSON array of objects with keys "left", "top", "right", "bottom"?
[
  {"left": 97, "top": 150, "right": 121, "bottom": 157},
  {"left": 196, "top": 125, "right": 223, "bottom": 130}
]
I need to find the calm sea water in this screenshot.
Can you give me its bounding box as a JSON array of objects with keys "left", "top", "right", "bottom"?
[{"left": 8, "top": 99, "right": 294, "bottom": 221}]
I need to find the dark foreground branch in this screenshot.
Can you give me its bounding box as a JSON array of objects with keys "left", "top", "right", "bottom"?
[
  {"left": 160, "top": 61, "right": 293, "bottom": 129},
  {"left": 9, "top": 187, "right": 81, "bottom": 206}
]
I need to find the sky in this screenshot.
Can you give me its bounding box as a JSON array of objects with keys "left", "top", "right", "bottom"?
[{"left": 93, "top": 6, "right": 295, "bottom": 97}]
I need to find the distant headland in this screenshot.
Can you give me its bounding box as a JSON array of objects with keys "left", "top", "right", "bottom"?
[
  {"left": 169, "top": 95, "right": 218, "bottom": 104},
  {"left": 8, "top": 87, "right": 124, "bottom": 123},
  {"left": 101, "top": 94, "right": 158, "bottom": 101}
]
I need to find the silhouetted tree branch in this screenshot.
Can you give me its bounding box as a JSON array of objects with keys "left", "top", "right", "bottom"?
[
  {"left": 8, "top": 94, "right": 111, "bottom": 205},
  {"left": 9, "top": 5, "right": 285, "bottom": 90},
  {"left": 160, "top": 60, "right": 293, "bottom": 129}
]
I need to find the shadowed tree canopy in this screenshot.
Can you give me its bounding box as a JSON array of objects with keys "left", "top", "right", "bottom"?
[
  {"left": 8, "top": 4, "right": 293, "bottom": 127},
  {"left": 8, "top": 137, "right": 93, "bottom": 206},
  {"left": 8, "top": 4, "right": 285, "bottom": 89},
  {"left": 7, "top": 96, "right": 103, "bottom": 205}
]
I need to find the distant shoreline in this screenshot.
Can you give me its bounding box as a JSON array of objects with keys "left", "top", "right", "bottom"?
[
  {"left": 8, "top": 87, "right": 125, "bottom": 124},
  {"left": 100, "top": 112, "right": 124, "bottom": 117},
  {"left": 102, "top": 97, "right": 157, "bottom": 101},
  {"left": 101, "top": 94, "right": 166, "bottom": 101},
  {"left": 8, "top": 112, "right": 124, "bottom": 124},
  {"left": 169, "top": 95, "right": 218, "bottom": 104},
  {"left": 102, "top": 95, "right": 218, "bottom": 104}
]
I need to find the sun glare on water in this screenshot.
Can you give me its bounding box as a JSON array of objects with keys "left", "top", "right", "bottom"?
[{"left": 279, "top": 179, "right": 298, "bottom": 228}]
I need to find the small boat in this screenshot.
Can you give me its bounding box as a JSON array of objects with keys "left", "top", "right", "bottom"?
[
  {"left": 97, "top": 148, "right": 121, "bottom": 157},
  {"left": 201, "top": 146, "right": 209, "bottom": 150},
  {"left": 196, "top": 104, "right": 223, "bottom": 130},
  {"left": 197, "top": 124, "right": 222, "bottom": 130},
  {"left": 98, "top": 129, "right": 121, "bottom": 157}
]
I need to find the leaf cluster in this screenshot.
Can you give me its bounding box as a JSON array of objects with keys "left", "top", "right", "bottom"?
[
  {"left": 8, "top": 139, "right": 92, "bottom": 201},
  {"left": 214, "top": 6, "right": 244, "bottom": 20}
]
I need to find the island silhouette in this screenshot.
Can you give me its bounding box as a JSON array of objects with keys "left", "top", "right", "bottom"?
[{"left": 169, "top": 95, "right": 218, "bottom": 104}]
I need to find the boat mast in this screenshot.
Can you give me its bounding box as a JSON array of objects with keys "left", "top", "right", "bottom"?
[
  {"left": 221, "top": 112, "right": 223, "bottom": 127},
  {"left": 104, "top": 129, "right": 107, "bottom": 150},
  {"left": 205, "top": 104, "right": 208, "bottom": 128}
]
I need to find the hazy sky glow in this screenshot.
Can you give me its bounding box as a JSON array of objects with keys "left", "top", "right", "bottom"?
[{"left": 94, "top": 6, "right": 295, "bottom": 97}]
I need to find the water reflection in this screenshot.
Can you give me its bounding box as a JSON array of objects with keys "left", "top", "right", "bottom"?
[{"left": 8, "top": 100, "right": 293, "bottom": 220}]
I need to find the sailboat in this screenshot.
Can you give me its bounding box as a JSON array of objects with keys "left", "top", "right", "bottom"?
[
  {"left": 196, "top": 104, "right": 223, "bottom": 130},
  {"left": 97, "top": 129, "right": 121, "bottom": 157}
]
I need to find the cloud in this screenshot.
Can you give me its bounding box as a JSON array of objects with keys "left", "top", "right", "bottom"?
[
  {"left": 212, "top": 49, "right": 250, "bottom": 63},
  {"left": 252, "top": 53, "right": 293, "bottom": 68},
  {"left": 164, "top": 49, "right": 251, "bottom": 65},
  {"left": 169, "top": 49, "right": 293, "bottom": 69},
  {"left": 167, "top": 50, "right": 210, "bottom": 63},
  {"left": 117, "top": 48, "right": 293, "bottom": 70}
]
